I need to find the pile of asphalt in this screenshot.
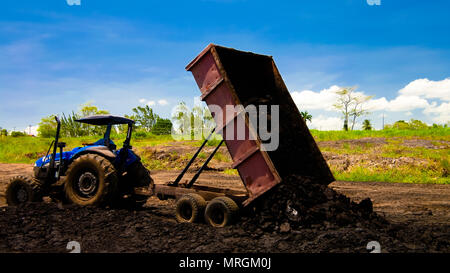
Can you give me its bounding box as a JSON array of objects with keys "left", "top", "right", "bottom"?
[{"left": 245, "top": 175, "right": 387, "bottom": 232}]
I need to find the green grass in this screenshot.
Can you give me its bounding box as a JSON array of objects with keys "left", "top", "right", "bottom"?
[
  {"left": 310, "top": 128, "right": 450, "bottom": 141},
  {"left": 0, "top": 134, "right": 175, "bottom": 164},
  {"left": 1, "top": 127, "right": 449, "bottom": 184},
  {"left": 334, "top": 165, "right": 449, "bottom": 184}
]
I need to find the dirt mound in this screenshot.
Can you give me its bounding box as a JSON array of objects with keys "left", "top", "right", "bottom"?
[{"left": 246, "top": 175, "right": 387, "bottom": 232}]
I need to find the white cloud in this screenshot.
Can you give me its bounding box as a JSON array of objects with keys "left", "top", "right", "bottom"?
[
  {"left": 139, "top": 98, "right": 166, "bottom": 106},
  {"left": 384, "top": 95, "right": 430, "bottom": 112},
  {"left": 158, "top": 99, "right": 168, "bottom": 106},
  {"left": 290, "top": 78, "right": 449, "bottom": 124},
  {"left": 405, "top": 111, "right": 413, "bottom": 116},
  {"left": 309, "top": 115, "right": 343, "bottom": 130},
  {"left": 66, "top": 0, "right": 81, "bottom": 6},
  {"left": 423, "top": 102, "right": 450, "bottom": 124},
  {"left": 291, "top": 85, "right": 341, "bottom": 111},
  {"left": 365, "top": 97, "right": 390, "bottom": 111},
  {"left": 398, "top": 78, "right": 450, "bottom": 102}
]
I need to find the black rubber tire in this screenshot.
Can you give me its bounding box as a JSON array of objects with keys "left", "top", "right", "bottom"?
[
  {"left": 64, "top": 154, "right": 119, "bottom": 206},
  {"left": 204, "top": 196, "right": 239, "bottom": 227},
  {"left": 175, "top": 193, "right": 207, "bottom": 223},
  {"left": 5, "top": 176, "right": 43, "bottom": 206}
]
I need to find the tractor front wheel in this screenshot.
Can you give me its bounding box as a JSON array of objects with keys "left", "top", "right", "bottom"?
[
  {"left": 64, "top": 154, "right": 119, "bottom": 206},
  {"left": 5, "top": 176, "right": 43, "bottom": 206}
]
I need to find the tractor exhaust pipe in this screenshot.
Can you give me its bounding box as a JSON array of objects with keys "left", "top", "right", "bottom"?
[{"left": 49, "top": 116, "right": 61, "bottom": 173}]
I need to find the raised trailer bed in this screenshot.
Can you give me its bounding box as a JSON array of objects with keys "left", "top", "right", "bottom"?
[{"left": 154, "top": 44, "right": 334, "bottom": 227}]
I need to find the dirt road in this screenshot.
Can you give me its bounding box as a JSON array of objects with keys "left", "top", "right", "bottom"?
[{"left": 0, "top": 163, "right": 449, "bottom": 253}]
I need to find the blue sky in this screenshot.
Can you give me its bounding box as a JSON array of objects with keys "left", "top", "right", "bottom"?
[{"left": 0, "top": 0, "right": 449, "bottom": 132}]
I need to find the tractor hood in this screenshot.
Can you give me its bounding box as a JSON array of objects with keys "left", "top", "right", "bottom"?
[
  {"left": 34, "top": 145, "right": 117, "bottom": 167},
  {"left": 34, "top": 148, "right": 80, "bottom": 167}
]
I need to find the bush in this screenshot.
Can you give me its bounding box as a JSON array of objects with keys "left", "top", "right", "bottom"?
[
  {"left": 152, "top": 118, "right": 173, "bottom": 135},
  {"left": 133, "top": 130, "right": 150, "bottom": 139},
  {"left": 11, "top": 131, "right": 26, "bottom": 137},
  {"left": 385, "top": 119, "right": 430, "bottom": 130}
]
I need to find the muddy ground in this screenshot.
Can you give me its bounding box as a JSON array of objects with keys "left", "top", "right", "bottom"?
[{"left": 0, "top": 163, "right": 449, "bottom": 253}]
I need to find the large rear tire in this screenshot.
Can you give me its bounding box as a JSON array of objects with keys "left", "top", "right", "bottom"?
[
  {"left": 6, "top": 176, "right": 43, "bottom": 206},
  {"left": 64, "top": 154, "right": 119, "bottom": 206},
  {"left": 204, "top": 196, "right": 239, "bottom": 227}
]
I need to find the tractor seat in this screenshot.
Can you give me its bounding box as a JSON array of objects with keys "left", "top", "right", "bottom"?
[{"left": 57, "top": 142, "right": 66, "bottom": 148}]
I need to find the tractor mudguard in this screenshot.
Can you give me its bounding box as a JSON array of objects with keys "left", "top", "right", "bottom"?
[{"left": 70, "top": 146, "right": 117, "bottom": 164}]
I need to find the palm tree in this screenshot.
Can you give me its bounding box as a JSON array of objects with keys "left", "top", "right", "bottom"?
[
  {"left": 362, "top": 119, "right": 372, "bottom": 131},
  {"left": 300, "top": 111, "right": 312, "bottom": 124}
]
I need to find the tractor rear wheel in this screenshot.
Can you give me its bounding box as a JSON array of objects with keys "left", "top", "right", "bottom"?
[
  {"left": 175, "top": 193, "right": 207, "bottom": 223},
  {"left": 64, "top": 154, "right": 119, "bottom": 206},
  {"left": 6, "top": 176, "right": 43, "bottom": 206},
  {"left": 204, "top": 196, "right": 239, "bottom": 227}
]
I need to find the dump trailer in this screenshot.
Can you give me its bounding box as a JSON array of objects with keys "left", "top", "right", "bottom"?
[{"left": 154, "top": 44, "right": 334, "bottom": 227}]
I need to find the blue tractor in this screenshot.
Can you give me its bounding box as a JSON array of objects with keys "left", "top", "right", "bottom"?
[{"left": 5, "top": 115, "right": 154, "bottom": 207}]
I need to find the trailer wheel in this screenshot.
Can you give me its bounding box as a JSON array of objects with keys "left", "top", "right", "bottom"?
[
  {"left": 5, "top": 176, "right": 43, "bottom": 206},
  {"left": 64, "top": 154, "right": 119, "bottom": 206},
  {"left": 175, "top": 193, "right": 206, "bottom": 223},
  {"left": 204, "top": 196, "right": 239, "bottom": 227}
]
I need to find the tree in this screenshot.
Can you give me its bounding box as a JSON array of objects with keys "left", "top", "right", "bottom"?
[
  {"left": 152, "top": 118, "right": 173, "bottom": 135},
  {"left": 11, "top": 131, "right": 26, "bottom": 137},
  {"left": 78, "top": 102, "right": 110, "bottom": 136},
  {"left": 362, "top": 119, "right": 372, "bottom": 130},
  {"left": 37, "top": 115, "right": 57, "bottom": 137},
  {"left": 408, "top": 119, "right": 428, "bottom": 130},
  {"left": 192, "top": 105, "right": 215, "bottom": 137},
  {"left": 131, "top": 105, "right": 159, "bottom": 132},
  {"left": 172, "top": 102, "right": 190, "bottom": 134},
  {"left": 38, "top": 103, "right": 110, "bottom": 137},
  {"left": 300, "top": 111, "right": 312, "bottom": 124},
  {"left": 333, "top": 87, "right": 372, "bottom": 131},
  {"left": 350, "top": 97, "right": 372, "bottom": 130},
  {"left": 0, "top": 128, "right": 7, "bottom": 136},
  {"left": 172, "top": 102, "right": 214, "bottom": 138},
  {"left": 61, "top": 111, "right": 84, "bottom": 137}
]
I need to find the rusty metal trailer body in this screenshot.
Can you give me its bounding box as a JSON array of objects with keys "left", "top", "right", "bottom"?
[{"left": 153, "top": 44, "right": 334, "bottom": 218}]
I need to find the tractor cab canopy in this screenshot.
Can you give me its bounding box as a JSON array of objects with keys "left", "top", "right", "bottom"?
[
  {"left": 75, "top": 115, "right": 135, "bottom": 125},
  {"left": 76, "top": 115, "right": 135, "bottom": 150}
]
